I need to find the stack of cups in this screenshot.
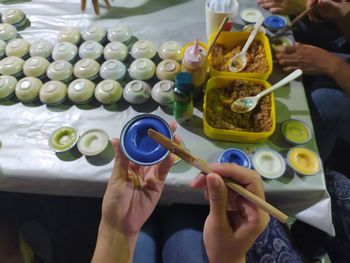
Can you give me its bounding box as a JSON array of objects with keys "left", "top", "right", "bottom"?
[{"left": 205, "top": 0, "right": 239, "bottom": 39}]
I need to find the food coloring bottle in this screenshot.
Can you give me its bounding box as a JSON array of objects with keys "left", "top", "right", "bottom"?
[{"left": 173, "top": 72, "right": 193, "bottom": 123}]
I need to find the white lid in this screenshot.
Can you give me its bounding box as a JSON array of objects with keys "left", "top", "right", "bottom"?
[
  {"left": 82, "top": 25, "right": 107, "bottom": 42},
  {"left": 99, "top": 59, "right": 126, "bottom": 80},
  {"left": 156, "top": 59, "right": 181, "bottom": 81},
  {"left": 73, "top": 58, "right": 100, "bottom": 79},
  {"left": 57, "top": 27, "right": 81, "bottom": 45},
  {"left": 29, "top": 40, "right": 54, "bottom": 58},
  {"left": 78, "top": 41, "right": 103, "bottom": 60},
  {"left": 40, "top": 80, "right": 67, "bottom": 105},
  {"left": 2, "top": 9, "right": 26, "bottom": 26},
  {"left": 23, "top": 56, "right": 49, "bottom": 78},
  {"left": 47, "top": 60, "right": 73, "bottom": 82},
  {"left": 0, "top": 23, "right": 17, "bottom": 42},
  {"left": 52, "top": 42, "right": 78, "bottom": 62},
  {"left": 128, "top": 58, "right": 156, "bottom": 80},
  {"left": 5, "top": 38, "right": 30, "bottom": 58},
  {"left": 0, "top": 40, "right": 6, "bottom": 57},
  {"left": 95, "top": 79, "right": 123, "bottom": 104},
  {"left": 240, "top": 8, "right": 263, "bottom": 24},
  {"left": 15, "top": 77, "right": 43, "bottom": 102},
  {"left": 68, "top": 78, "right": 95, "bottom": 104},
  {"left": 107, "top": 24, "right": 132, "bottom": 43},
  {"left": 0, "top": 56, "right": 24, "bottom": 76},
  {"left": 130, "top": 40, "right": 157, "bottom": 59},
  {"left": 0, "top": 75, "right": 17, "bottom": 99},
  {"left": 77, "top": 129, "right": 109, "bottom": 156},
  {"left": 103, "top": 41, "right": 128, "bottom": 61},
  {"left": 123, "top": 80, "right": 151, "bottom": 104},
  {"left": 158, "top": 41, "right": 182, "bottom": 61},
  {"left": 151, "top": 80, "right": 175, "bottom": 105}
]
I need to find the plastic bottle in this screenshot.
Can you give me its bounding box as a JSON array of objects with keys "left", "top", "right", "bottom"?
[
  {"left": 173, "top": 72, "right": 193, "bottom": 123},
  {"left": 181, "top": 39, "right": 207, "bottom": 99}
]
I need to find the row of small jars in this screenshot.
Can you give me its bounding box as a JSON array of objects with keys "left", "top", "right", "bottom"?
[{"left": 0, "top": 75, "right": 175, "bottom": 106}]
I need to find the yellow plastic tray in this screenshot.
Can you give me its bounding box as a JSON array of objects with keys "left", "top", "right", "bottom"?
[
  {"left": 203, "top": 76, "right": 276, "bottom": 143},
  {"left": 208, "top": 31, "right": 273, "bottom": 80}
]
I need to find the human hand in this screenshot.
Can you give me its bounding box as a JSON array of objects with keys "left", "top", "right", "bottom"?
[
  {"left": 275, "top": 43, "right": 341, "bottom": 75},
  {"left": 307, "top": 0, "right": 350, "bottom": 23},
  {"left": 81, "top": 0, "right": 111, "bottom": 15},
  {"left": 257, "top": 0, "right": 307, "bottom": 14},
  {"left": 190, "top": 163, "right": 269, "bottom": 263}
]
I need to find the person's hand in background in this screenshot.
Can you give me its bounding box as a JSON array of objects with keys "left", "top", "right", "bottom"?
[
  {"left": 190, "top": 163, "right": 269, "bottom": 263},
  {"left": 257, "top": 0, "right": 307, "bottom": 14},
  {"left": 81, "top": 0, "right": 111, "bottom": 15}
]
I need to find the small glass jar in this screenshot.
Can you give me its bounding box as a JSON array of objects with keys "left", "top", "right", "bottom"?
[
  {"left": 99, "top": 59, "right": 126, "bottom": 81},
  {"left": 82, "top": 25, "right": 107, "bottom": 44},
  {"left": 123, "top": 80, "right": 151, "bottom": 104},
  {"left": 103, "top": 41, "right": 128, "bottom": 61},
  {"left": 0, "top": 39, "right": 6, "bottom": 59},
  {"left": 95, "top": 79, "right": 123, "bottom": 104},
  {"left": 52, "top": 42, "right": 78, "bottom": 63},
  {"left": 158, "top": 41, "right": 182, "bottom": 61},
  {"left": 120, "top": 114, "right": 173, "bottom": 165},
  {"left": 0, "top": 75, "right": 17, "bottom": 101},
  {"left": 47, "top": 60, "right": 73, "bottom": 84},
  {"left": 23, "top": 56, "right": 50, "bottom": 79},
  {"left": 2, "top": 9, "right": 27, "bottom": 29},
  {"left": 0, "top": 23, "right": 17, "bottom": 42},
  {"left": 40, "top": 80, "right": 67, "bottom": 105},
  {"left": 57, "top": 27, "right": 82, "bottom": 45},
  {"left": 151, "top": 80, "right": 175, "bottom": 106},
  {"left": 78, "top": 41, "right": 104, "bottom": 61},
  {"left": 15, "top": 77, "right": 43, "bottom": 102},
  {"left": 130, "top": 40, "right": 157, "bottom": 59},
  {"left": 5, "top": 38, "right": 30, "bottom": 59},
  {"left": 0, "top": 56, "right": 24, "bottom": 78},
  {"left": 128, "top": 58, "right": 156, "bottom": 81},
  {"left": 68, "top": 78, "right": 95, "bottom": 104},
  {"left": 29, "top": 40, "right": 54, "bottom": 60},
  {"left": 107, "top": 24, "right": 132, "bottom": 44},
  {"left": 73, "top": 58, "right": 100, "bottom": 81},
  {"left": 156, "top": 59, "right": 181, "bottom": 81}
]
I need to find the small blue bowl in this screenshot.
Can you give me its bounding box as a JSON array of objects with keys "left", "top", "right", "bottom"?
[
  {"left": 219, "top": 148, "right": 251, "bottom": 169},
  {"left": 120, "top": 114, "right": 173, "bottom": 165},
  {"left": 264, "top": 15, "right": 287, "bottom": 32}
]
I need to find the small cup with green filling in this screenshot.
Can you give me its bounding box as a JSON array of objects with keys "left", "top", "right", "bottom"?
[{"left": 49, "top": 126, "right": 79, "bottom": 153}]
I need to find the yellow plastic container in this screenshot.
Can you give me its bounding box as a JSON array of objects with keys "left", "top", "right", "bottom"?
[
  {"left": 208, "top": 31, "right": 273, "bottom": 80},
  {"left": 203, "top": 76, "right": 276, "bottom": 143}
]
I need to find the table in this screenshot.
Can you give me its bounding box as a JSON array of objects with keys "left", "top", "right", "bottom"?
[{"left": 0, "top": 0, "right": 334, "bottom": 236}]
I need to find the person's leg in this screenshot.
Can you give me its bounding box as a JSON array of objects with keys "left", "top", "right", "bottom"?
[
  {"left": 246, "top": 217, "right": 303, "bottom": 263},
  {"left": 132, "top": 210, "right": 160, "bottom": 263},
  {"left": 309, "top": 87, "right": 350, "bottom": 160},
  {"left": 161, "top": 204, "right": 209, "bottom": 263}
]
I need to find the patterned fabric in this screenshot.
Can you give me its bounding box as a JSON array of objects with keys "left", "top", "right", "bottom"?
[{"left": 246, "top": 218, "right": 303, "bottom": 263}]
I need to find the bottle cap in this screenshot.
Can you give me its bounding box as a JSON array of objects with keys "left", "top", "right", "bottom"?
[
  {"left": 184, "top": 39, "right": 203, "bottom": 67},
  {"left": 175, "top": 72, "right": 193, "bottom": 93},
  {"left": 29, "top": 40, "right": 54, "bottom": 59},
  {"left": 39, "top": 80, "right": 67, "bottom": 105}
]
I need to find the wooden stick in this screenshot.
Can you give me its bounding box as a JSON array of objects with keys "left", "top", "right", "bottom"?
[
  {"left": 207, "top": 16, "right": 229, "bottom": 56},
  {"left": 148, "top": 129, "right": 289, "bottom": 224},
  {"left": 104, "top": 0, "right": 111, "bottom": 9},
  {"left": 92, "top": 0, "right": 100, "bottom": 15},
  {"left": 81, "top": 0, "right": 87, "bottom": 11}
]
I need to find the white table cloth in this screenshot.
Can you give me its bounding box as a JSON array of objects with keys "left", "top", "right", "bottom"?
[{"left": 0, "top": 0, "right": 335, "bottom": 236}]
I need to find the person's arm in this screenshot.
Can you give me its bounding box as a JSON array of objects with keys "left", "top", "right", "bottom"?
[
  {"left": 190, "top": 164, "right": 269, "bottom": 263},
  {"left": 275, "top": 43, "right": 350, "bottom": 95},
  {"left": 257, "top": 0, "right": 307, "bottom": 15},
  {"left": 92, "top": 126, "right": 176, "bottom": 263}
]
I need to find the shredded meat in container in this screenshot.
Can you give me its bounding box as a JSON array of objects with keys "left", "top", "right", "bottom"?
[
  {"left": 206, "top": 80, "right": 272, "bottom": 132},
  {"left": 211, "top": 41, "right": 269, "bottom": 73}
]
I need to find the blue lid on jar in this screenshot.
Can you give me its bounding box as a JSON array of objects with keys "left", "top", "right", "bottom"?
[
  {"left": 120, "top": 114, "right": 173, "bottom": 165},
  {"left": 264, "top": 15, "right": 287, "bottom": 31},
  {"left": 175, "top": 72, "right": 193, "bottom": 93},
  {"left": 219, "top": 148, "right": 251, "bottom": 168}
]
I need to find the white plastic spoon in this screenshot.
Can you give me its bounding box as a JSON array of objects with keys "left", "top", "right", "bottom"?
[
  {"left": 229, "top": 16, "right": 264, "bottom": 73},
  {"left": 231, "top": 69, "right": 303, "bottom": 113}
]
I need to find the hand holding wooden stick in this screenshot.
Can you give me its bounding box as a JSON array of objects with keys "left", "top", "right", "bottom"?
[{"left": 81, "top": 0, "right": 111, "bottom": 15}]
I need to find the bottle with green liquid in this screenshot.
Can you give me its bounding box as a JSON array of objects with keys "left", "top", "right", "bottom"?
[{"left": 173, "top": 72, "right": 194, "bottom": 123}]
